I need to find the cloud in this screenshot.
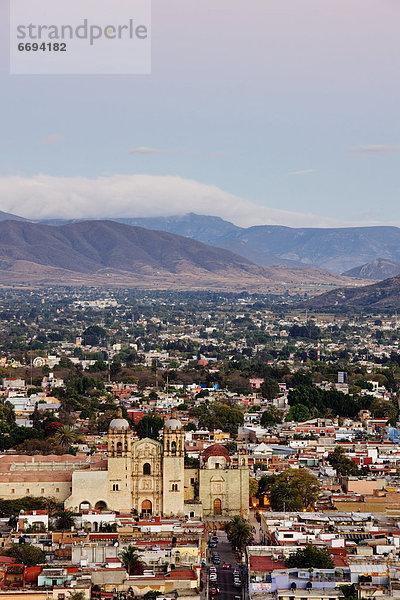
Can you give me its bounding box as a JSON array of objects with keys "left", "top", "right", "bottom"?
[
  {"left": 128, "top": 147, "right": 165, "bottom": 155},
  {"left": 288, "top": 169, "right": 314, "bottom": 176},
  {"left": 41, "top": 134, "right": 63, "bottom": 145},
  {"left": 0, "top": 173, "right": 344, "bottom": 228},
  {"left": 350, "top": 144, "right": 400, "bottom": 154}
]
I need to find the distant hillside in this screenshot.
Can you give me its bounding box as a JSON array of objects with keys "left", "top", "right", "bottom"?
[
  {"left": 118, "top": 214, "right": 301, "bottom": 267},
  {"left": 109, "top": 214, "right": 400, "bottom": 273},
  {"left": 117, "top": 213, "right": 241, "bottom": 245},
  {"left": 308, "top": 274, "right": 400, "bottom": 310},
  {"left": 0, "top": 220, "right": 362, "bottom": 290},
  {"left": 0, "top": 210, "right": 27, "bottom": 222},
  {"left": 343, "top": 258, "right": 400, "bottom": 280}
]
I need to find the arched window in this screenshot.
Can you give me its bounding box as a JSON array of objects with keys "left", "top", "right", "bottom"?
[
  {"left": 171, "top": 441, "right": 177, "bottom": 455},
  {"left": 143, "top": 463, "right": 151, "bottom": 475},
  {"left": 171, "top": 483, "right": 179, "bottom": 492},
  {"left": 112, "top": 483, "right": 119, "bottom": 491},
  {"left": 116, "top": 441, "right": 122, "bottom": 455}
]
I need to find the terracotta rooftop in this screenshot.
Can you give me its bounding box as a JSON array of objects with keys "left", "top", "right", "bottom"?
[
  {"left": 0, "top": 454, "right": 106, "bottom": 472},
  {"left": 202, "top": 444, "right": 231, "bottom": 462},
  {"left": 0, "top": 556, "right": 16, "bottom": 565},
  {"left": 333, "top": 555, "right": 349, "bottom": 568},
  {"left": 0, "top": 473, "right": 73, "bottom": 482},
  {"left": 250, "top": 556, "right": 286, "bottom": 572}
]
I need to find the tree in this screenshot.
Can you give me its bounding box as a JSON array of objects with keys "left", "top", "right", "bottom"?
[
  {"left": 197, "top": 403, "right": 244, "bottom": 438},
  {"left": 0, "top": 495, "right": 62, "bottom": 518},
  {"left": 119, "top": 545, "right": 145, "bottom": 575},
  {"left": 286, "top": 403, "right": 311, "bottom": 423},
  {"left": 83, "top": 325, "right": 107, "bottom": 346},
  {"left": 14, "top": 438, "right": 63, "bottom": 455},
  {"left": 262, "top": 469, "right": 320, "bottom": 511},
  {"left": 224, "top": 442, "right": 237, "bottom": 454},
  {"left": 55, "top": 509, "right": 76, "bottom": 531},
  {"left": 261, "top": 378, "right": 280, "bottom": 401},
  {"left": 53, "top": 425, "right": 79, "bottom": 449},
  {"left": 261, "top": 407, "right": 282, "bottom": 427},
  {"left": 183, "top": 422, "right": 196, "bottom": 431},
  {"left": 290, "top": 469, "right": 320, "bottom": 511},
  {"left": 285, "top": 543, "right": 334, "bottom": 569},
  {"left": 5, "top": 543, "right": 45, "bottom": 566},
  {"left": 327, "top": 446, "right": 360, "bottom": 476},
  {"left": 249, "top": 477, "right": 259, "bottom": 498},
  {"left": 144, "top": 593, "right": 161, "bottom": 600},
  {"left": 287, "top": 384, "right": 360, "bottom": 419},
  {"left": 0, "top": 400, "right": 16, "bottom": 424},
  {"left": 136, "top": 414, "right": 164, "bottom": 440},
  {"left": 226, "top": 516, "right": 253, "bottom": 550},
  {"left": 269, "top": 480, "right": 303, "bottom": 512},
  {"left": 68, "top": 591, "right": 86, "bottom": 600},
  {"left": 339, "top": 584, "right": 357, "bottom": 600}
]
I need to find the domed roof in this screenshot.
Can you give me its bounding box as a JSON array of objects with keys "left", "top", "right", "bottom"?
[
  {"left": 164, "top": 418, "right": 182, "bottom": 431},
  {"left": 164, "top": 408, "right": 182, "bottom": 431},
  {"left": 202, "top": 444, "right": 231, "bottom": 462},
  {"left": 109, "top": 418, "right": 130, "bottom": 431}
]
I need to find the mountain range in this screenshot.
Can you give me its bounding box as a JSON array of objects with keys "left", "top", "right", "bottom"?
[
  {"left": 98, "top": 214, "right": 400, "bottom": 274},
  {"left": 0, "top": 219, "right": 359, "bottom": 290},
  {"left": 11, "top": 211, "right": 400, "bottom": 276},
  {"left": 343, "top": 258, "right": 400, "bottom": 280}
]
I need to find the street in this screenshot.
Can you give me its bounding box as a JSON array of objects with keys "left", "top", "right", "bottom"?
[{"left": 202, "top": 531, "right": 245, "bottom": 600}]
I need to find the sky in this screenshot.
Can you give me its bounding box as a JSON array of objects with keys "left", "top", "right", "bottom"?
[{"left": 0, "top": 0, "right": 399, "bottom": 228}]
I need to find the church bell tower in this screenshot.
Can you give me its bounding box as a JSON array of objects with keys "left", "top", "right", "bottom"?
[
  {"left": 162, "top": 409, "right": 185, "bottom": 517},
  {"left": 107, "top": 409, "right": 132, "bottom": 512}
]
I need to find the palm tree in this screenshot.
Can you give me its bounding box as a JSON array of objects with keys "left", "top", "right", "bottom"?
[
  {"left": 55, "top": 509, "right": 75, "bottom": 531},
  {"left": 226, "top": 517, "right": 253, "bottom": 551},
  {"left": 54, "top": 425, "right": 79, "bottom": 449},
  {"left": 119, "top": 545, "right": 145, "bottom": 575}
]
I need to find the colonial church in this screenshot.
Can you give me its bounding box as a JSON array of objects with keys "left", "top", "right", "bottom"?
[{"left": 66, "top": 411, "right": 249, "bottom": 519}]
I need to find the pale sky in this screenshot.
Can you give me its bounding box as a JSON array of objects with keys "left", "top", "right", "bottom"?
[{"left": 0, "top": 0, "right": 399, "bottom": 227}]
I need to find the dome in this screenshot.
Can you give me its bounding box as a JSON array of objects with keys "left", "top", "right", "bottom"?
[
  {"left": 164, "top": 418, "right": 182, "bottom": 431},
  {"left": 109, "top": 418, "right": 130, "bottom": 431},
  {"left": 202, "top": 444, "right": 231, "bottom": 462}
]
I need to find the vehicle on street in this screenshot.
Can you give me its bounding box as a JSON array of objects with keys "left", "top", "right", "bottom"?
[
  {"left": 222, "top": 563, "right": 232, "bottom": 570},
  {"left": 210, "top": 588, "right": 220, "bottom": 596}
]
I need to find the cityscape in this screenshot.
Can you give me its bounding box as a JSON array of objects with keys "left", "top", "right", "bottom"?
[
  {"left": 1, "top": 1, "right": 400, "bottom": 600},
  {"left": 0, "top": 287, "right": 399, "bottom": 600}
]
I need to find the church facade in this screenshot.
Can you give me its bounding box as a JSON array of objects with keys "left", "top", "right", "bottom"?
[{"left": 66, "top": 413, "right": 249, "bottom": 519}]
